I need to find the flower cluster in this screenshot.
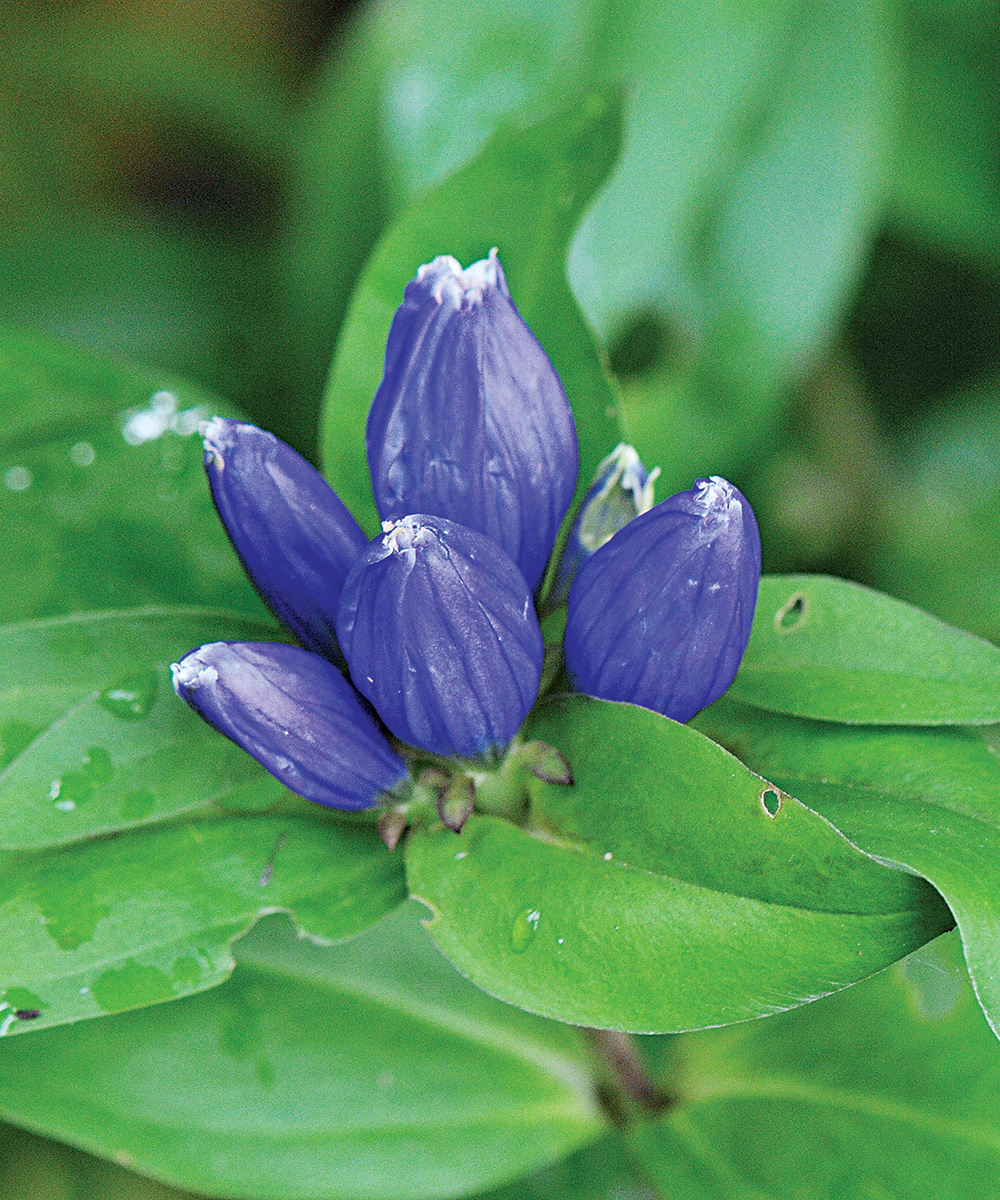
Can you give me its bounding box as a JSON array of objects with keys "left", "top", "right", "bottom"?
[{"left": 172, "top": 250, "right": 761, "bottom": 818}]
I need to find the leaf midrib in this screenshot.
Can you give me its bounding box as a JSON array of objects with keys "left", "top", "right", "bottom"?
[
  {"left": 521, "top": 821, "right": 926, "bottom": 921},
  {"left": 235, "top": 955, "right": 597, "bottom": 1100}
]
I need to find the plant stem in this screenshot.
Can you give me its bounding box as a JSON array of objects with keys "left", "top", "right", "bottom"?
[{"left": 583, "top": 1028, "right": 674, "bottom": 1122}]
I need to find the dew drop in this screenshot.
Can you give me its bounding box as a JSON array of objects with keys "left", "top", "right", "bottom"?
[
  {"left": 3, "top": 466, "right": 31, "bottom": 491},
  {"left": 510, "top": 907, "right": 541, "bottom": 953},
  {"left": 98, "top": 671, "right": 158, "bottom": 720}
]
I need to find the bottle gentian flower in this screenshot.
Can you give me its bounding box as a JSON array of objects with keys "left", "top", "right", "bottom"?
[
  {"left": 337, "top": 514, "right": 544, "bottom": 759},
  {"left": 202, "top": 417, "right": 367, "bottom": 660},
  {"left": 551, "top": 443, "right": 660, "bottom": 605},
  {"left": 564, "top": 476, "right": 761, "bottom": 723},
  {"left": 366, "top": 249, "right": 578, "bottom": 591},
  {"left": 173, "top": 248, "right": 575, "bottom": 809},
  {"left": 171, "top": 642, "right": 406, "bottom": 810}
]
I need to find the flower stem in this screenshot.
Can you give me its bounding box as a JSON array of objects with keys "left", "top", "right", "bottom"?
[{"left": 582, "top": 1028, "right": 674, "bottom": 1124}]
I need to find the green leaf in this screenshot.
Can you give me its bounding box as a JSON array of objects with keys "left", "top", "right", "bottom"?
[
  {"left": 405, "top": 695, "right": 949, "bottom": 1033},
  {"left": 0, "top": 904, "right": 603, "bottom": 1200},
  {"left": 695, "top": 0, "right": 895, "bottom": 366},
  {"left": 355, "top": 0, "right": 893, "bottom": 488},
  {"left": 274, "top": 14, "right": 392, "bottom": 460},
  {"left": 694, "top": 695, "right": 1000, "bottom": 1041},
  {"left": 638, "top": 0, "right": 894, "bottom": 491},
  {"left": 0, "top": 608, "right": 284, "bottom": 845},
  {"left": 0, "top": 610, "right": 406, "bottom": 1033},
  {"left": 630, "top": 932, "right": 1000, "bottom": 1199},
  {"left": 321, "top": 91, "right": 624, "bottom": 535},
  {"left": 729, "top": 574, "right": 1000, "bottom": 724},
  {"left": 0, "top": 326, "right": 266, "bottom": 622}
]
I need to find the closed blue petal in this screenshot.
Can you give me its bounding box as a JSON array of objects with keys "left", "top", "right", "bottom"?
[
  {"left": 565, "top": 476, "right": 761, "bottom": 723},
  {"left": 203, "top": 418, "right": 368, "bottom": 659},
  {"left": 171, "top": 641, "right": 406, "bottom": 810},
  {"left": 337, "top": 514, "right": 544, "bottom": 758},
  {"left": 366, "top": 250, "right": 578, "bottom": 591}
]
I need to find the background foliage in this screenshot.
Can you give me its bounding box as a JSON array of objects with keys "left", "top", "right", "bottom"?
[{"left": 2, "top": 0, "right": 1000, "bottom": 1196}]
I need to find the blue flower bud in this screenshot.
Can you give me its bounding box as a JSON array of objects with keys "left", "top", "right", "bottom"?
[
  {"left": 366, "top": 250, "right": 579, "bottom": 591},
  {"left": 564, "top": 476, "right": 761, "bottom": 723},
  {"left": 551, "top": 443, "right": 660, "bottom": 605},
  {"left": 337, "top": 515, "right": 544, "bottom": 758},
  {"left": 203, "top": 418, "right": 368, "bottom": 660},
  {"left": 171, "top": 641, "right": 407, "bottom": 810}
]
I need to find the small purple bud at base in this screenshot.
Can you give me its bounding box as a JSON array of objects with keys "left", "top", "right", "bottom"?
[
  {"left": 377, "top": 809, "right": 409, "bottom": 852},
  {"left": 337, "top": 514, "right": 545, "bottom": 759},
  {"left": 514, "top": 740, "right": 574, "bottom": 786},
  {"left": 171, "top": 641, "right": 407, "bottom": 810},
  {"left": 437, "top": 775, "right": 476, "bottom": 833},
  {"left": 564, "top": 476, "right": 761, "bottom": 723}
]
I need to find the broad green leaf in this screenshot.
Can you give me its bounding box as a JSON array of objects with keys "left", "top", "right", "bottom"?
[
  {"left": 630, "top": 932, "right": 1000, "bottom": 1199},
  {"left": 321, "top": 92, "right": 623, "bottom": 534},
  {"left": 729, "top": 574, "right": 1000, "bottom": 724},
  {"left": 0, "top": 608, "right": 287, "bottom": 845},
  {"left": 355, "top": 0, "right": 891, "bottom": 487},
  {"left": 0, "top": 813, "right": 404, "bottom": 1037},
  {"left": 366, "top": 0, "right": 606, "bottom": 207},
  {"left": 695, "top": 695, "right": 1000, "bottom": 1040},
  {"left": 0, "top": 326, "right": 266, "bottom": 621},
  {"left": 406, "top": 695, "right": 949, "bottom": 1033},
  {"left": 0, "top": 610, "right": 406, "bottom": 1032},
  {"left": 595, "top": 0, "right": 894, "bottom": 492},
  {"left": 0, "top": 904, "right": 603, "bottom": 1200},
  {"left": 274, "top": 11, "right": 402, "bottom": 458},
  {"left": 695, "top": 0, "right": 895, "bottom": 364}
]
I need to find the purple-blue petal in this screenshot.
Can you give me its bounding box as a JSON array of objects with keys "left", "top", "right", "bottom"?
[
  {"left": 171, "top": 641, "right": 407, "bottom": 810},
  {"left": 564, "top": 476, "right": 761, "bottom": 723},
  {"left": 337, "top": 514, "right": 544, "bottom": 758},
  {"left": 366, "top": 250, "right": 578, "bottom": 591},
  {"left": 203, "top": 418, "right": 368, "bottom": 659}
]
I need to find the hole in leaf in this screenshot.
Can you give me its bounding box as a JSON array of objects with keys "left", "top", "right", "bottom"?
[
  {"left": 761, "top": 788, "right": 782, "bottom": 818},
  {"left": 775, "top": 592, "right": 808, "bottom": 632}
]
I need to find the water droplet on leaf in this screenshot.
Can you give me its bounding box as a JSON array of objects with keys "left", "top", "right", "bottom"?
[
  {"left": 510, "top": 907, "right": 541, "bottom": 953},
  {"left": 98, "top": 671, "right": 158, "bottom": 720}
]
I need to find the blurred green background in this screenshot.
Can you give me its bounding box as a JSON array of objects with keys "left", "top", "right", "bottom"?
[{"left": 2, "top": 0, "right": 999, "bottom": 1193}]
